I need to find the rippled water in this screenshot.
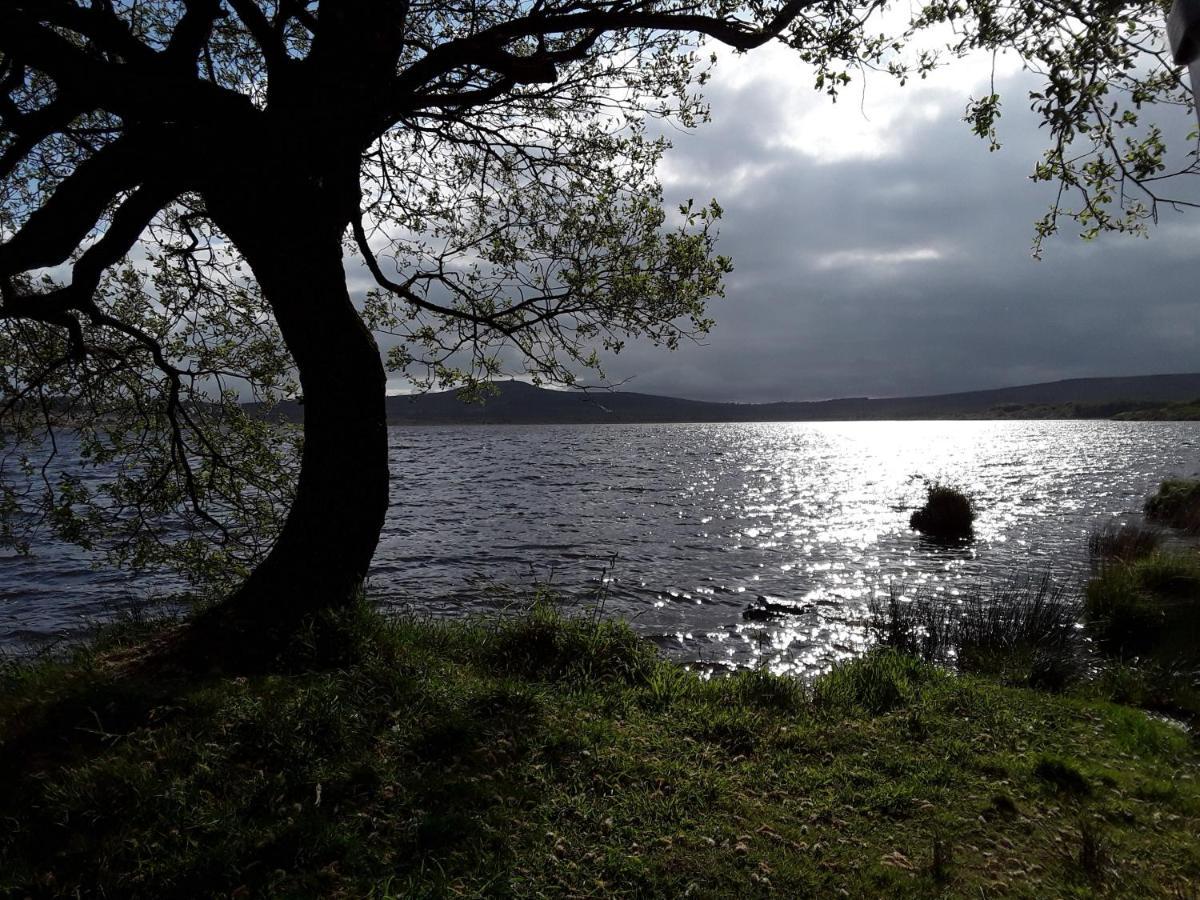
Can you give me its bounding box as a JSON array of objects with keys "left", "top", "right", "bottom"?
[{"left": 4, "top": 421, "right": 1200, "bottom": 671}]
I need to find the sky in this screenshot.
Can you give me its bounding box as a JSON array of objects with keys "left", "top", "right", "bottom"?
[{"left": 509, "top": 39, "right": 1200, "bottom": 404}]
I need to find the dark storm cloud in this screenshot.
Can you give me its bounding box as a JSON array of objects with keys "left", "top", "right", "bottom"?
[{"left": 589, "top": 58, "right": 1200, "bottom": 403}]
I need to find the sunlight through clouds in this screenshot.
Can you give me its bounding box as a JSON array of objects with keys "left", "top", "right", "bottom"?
[
  {"left": 616, "top": 21, "right": 1200, "bottom": 403},
  {"left": 813, "top": 246, "right": 945, "bottom": 270}
]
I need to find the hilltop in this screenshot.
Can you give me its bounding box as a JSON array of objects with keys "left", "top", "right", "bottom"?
[{"left": 254, "top": 373, "right": 1200, "bottom": 424}]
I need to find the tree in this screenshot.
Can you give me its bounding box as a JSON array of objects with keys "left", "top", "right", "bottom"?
[{"left": 0, "top": 1, "right": 1194, "bottom": 641}]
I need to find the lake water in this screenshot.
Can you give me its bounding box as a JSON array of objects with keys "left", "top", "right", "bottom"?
[{"left": 4, "top": 421, "right": 1200, "bottom": 673}]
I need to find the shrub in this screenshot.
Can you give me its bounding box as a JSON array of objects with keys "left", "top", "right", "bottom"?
[
  {"left": 1087, "top": 522, "right": 1162, "bottom": 562},
  {"left": 1144, "top": 479, "right": 1200, "bottom": 532},
  {"left": 910, "top": 482, "right": 975, "bottom": 541}
]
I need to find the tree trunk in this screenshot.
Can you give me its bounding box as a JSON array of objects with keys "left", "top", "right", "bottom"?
[{"left": 206, "top": 179, "right": 389, "bottom": 628}]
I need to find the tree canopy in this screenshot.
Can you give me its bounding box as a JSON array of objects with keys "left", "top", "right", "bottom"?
[{"left": 0, "top": 1, "right": 1195, "bottom": 639}]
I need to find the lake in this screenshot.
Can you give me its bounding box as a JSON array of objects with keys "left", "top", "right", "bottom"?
[{"left": 4, "top": 420, "right": 1199, "bottom": 672}]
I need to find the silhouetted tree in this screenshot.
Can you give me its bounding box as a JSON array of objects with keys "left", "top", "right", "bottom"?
[{"left": 0, "top": 1, "right": 1195, "bottom": 639}]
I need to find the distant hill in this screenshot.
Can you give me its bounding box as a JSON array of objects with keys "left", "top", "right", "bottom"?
[{"left": 254, "top": 373, "right": 1200, "bottom": 425}]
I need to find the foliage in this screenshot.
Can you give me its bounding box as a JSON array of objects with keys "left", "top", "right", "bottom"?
[
  {"left": 1113, "top": 398, "right": 1200, "bottom": 421},
  {"left": 913, "top": 0, "right": 1200, "bottom": 255},
  {"left": 0, "top": 247, "right": 300, "bottom": 588},
  {"left": 4, "top": 605, "right": 1200, "bottom": 897},
  {"left": 910, "top": 482, "right": 976, "bottom": 540},
  {"left": 1144, "top": 479, "right": 1200, "bottom": 532}
]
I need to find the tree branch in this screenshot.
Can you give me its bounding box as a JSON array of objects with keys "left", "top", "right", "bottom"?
[
  {"left": 165, "top": 0, "right": 226, "bottom": 71},
  {"left": 352, "top": 214, "right": 505, "bottom": 330},
  {"left": 0, "top": 8, "right": 255, "bottom": 127},
  {"left": 225, "top": 0, "right": 288, "bottom": 73},
  {"left": 392, "top": 0, "right": 808, "bottom": 106},
  {"left": 0, "top": 95, "right": 87, "bottom": 182},
  {"left": 13, "top": 1, "right": 158, "bottom": 65},
  {"left": 0, "top": 136, "right": 150, "bottom": 276}
]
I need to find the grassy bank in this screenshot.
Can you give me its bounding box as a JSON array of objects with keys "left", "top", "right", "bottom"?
[
  {"left": 1144, "top": 479, "right": 1200, "bottom": 532},
  {"left": 3, "top": 604, "right": 1199, "bottom": 898}
]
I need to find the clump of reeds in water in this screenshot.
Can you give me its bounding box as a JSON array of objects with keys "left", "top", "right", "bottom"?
[
  {"left": 868, "top": 575, "right": 1082, "bottom": 691},
  {"left": 910, "top": 482, "right": 975, "bottom": 541}
]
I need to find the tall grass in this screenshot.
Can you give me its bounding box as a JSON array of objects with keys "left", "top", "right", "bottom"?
[
  {"left": 868, "top": 575, "right": 1082, "bottom": 690},
  {"left": 1087, "top": 522, "right": 1162, "bottom": 562},
  {"left": 866, "top": 588, "right": 954, "bottom": 664},
  {"left": 815, "top": 648, "right": 939, "bottom": 713},
  {"left": 4, "top": 602, "right": 1199, "bottom": 897}
]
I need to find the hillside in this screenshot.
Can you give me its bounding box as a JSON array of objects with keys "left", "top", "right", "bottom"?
[{"left": 253, "top": 373, "right": 1200, "bottom": 425}]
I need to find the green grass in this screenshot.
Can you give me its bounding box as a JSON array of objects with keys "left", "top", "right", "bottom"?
[
  {"left": 3, "top": 604, "right": 1200, "bottom": 897},
  {"left": 1085, "top": 551, "right": 1200, "bottom": 659},
  {"left": 1083, "top": 550, "right": 1200, "bottom": 725},
  {"left": 1086, "top": 660, "right": 1200, "bottom": 726},
  {"left": 1144, "top": 479, "right": 1200, "bottom": 532}
]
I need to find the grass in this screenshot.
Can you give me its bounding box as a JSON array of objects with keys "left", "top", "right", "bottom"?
[
  {"left": 1087, "top": 660, "right": 1200, "bottom": 726},
  {"left": 1083, "top": 548, "right": 1200, "bottom": 725},
  {"left": 1087, "top": 522, "right": 1162, "bottom": 563},
  {"left": 1084, "top": 551, "right": 1200, "bottom": 659},
  {"left": 868, "top": 576, "right": 1081, "bottom": 690},
  {"left": 1144, "top": 478, "right": 1200, "bottom": 532},
  {"left": 910, "top": 482, "right": 975, "bottom": 541},
  {"left": 3, "top": 603, "right": 1200, "bottom": 897}
]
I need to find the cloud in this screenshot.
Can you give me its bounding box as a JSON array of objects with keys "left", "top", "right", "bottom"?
[
  {"left": 812, "top": 247, "right": 946, "bottom": 270},
  {"left": 577, "top": 41, "right": 1200, "bottom": 403}
]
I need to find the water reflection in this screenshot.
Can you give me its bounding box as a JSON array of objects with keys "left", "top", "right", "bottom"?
[
  {"left": 3, "top": 420, "right": 1200, "bottom": 674},
  {"left": 375, "top": 420, "right": 1200, "bottom": 676}
]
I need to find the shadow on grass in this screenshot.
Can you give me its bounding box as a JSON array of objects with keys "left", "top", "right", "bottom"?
[
  {"left": 0, "top": 603, "right": 582, "bottom": 897},
  {"left": 4, "top": 600, "right": 1200, "bottom": 897}
]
